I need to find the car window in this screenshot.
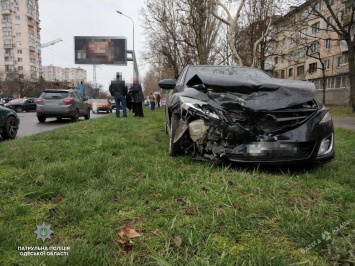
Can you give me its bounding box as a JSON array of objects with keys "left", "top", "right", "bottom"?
[{"left": 41, "top": 91, "right": 69, "bottom": 99}]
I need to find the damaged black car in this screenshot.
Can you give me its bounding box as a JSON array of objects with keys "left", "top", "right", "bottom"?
[{"left": 158, "top": 65, "right": 334, "bottom": 165}]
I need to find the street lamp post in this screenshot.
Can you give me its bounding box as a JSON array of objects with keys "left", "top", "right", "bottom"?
[{"left": 116, "top": 10, "right": 134, "bottom": 53}]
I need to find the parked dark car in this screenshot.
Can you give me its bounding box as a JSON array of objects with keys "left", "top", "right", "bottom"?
[
  {"left": 110, "top": 100, "right": 116, "bottom": 109},
  {"left": 159, "top": 65, "right": 334, "bottom": 165},
  {"left": 36, "top": 89, "right": 90, "bottom": 123},
  {"left": 0, "top": 105, "right": 20, "bottom": 139},
  {"left": 4, "top": 98, "right": 36, "bottom": 112}
]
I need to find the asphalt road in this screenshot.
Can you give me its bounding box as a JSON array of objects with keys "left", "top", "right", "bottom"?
[
  {"left": 1, "top": 111, "right": 109, "bottom": 142},
  {"left": 332, "top": 117, "right": 355, "bottom": 131}
]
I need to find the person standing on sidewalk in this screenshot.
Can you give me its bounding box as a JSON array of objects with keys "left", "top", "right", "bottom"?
[
  {"left": 129, "top": 75, "right": 144, "bottom": 117},
  {"left": 109, "top": 73, "right": 127, "bottom": 118}
]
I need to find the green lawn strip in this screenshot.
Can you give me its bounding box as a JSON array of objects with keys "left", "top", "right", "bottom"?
[
  {"left": 0, "top": 109, "right": 354, "bottom": 265},
  {"left": 328, "top": 105, "right": 355, "bottom": 118}
]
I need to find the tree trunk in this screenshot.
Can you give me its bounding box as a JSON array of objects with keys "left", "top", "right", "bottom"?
[{"left": 347, "top": 39, "right": 355, "bottom": 112}]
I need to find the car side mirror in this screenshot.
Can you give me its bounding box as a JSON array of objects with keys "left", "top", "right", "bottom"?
[{"left": 158, "top": 79, "right": 176, "bottom": 90}]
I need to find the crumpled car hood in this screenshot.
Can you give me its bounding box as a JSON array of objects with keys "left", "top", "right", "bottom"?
[{"left": 185, "top": 74, "right": 316, "bottom": 111}]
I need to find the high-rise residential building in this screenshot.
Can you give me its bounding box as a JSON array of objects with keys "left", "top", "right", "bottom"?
[
  {"left": 0, "top": 0, "right": 41, "bottom": 80},
  {"left": 41, "top": 65, "right": 87, "bottom": 85},
  {"left": 270, "top": 0, "right": 352, "bottom": 104}
]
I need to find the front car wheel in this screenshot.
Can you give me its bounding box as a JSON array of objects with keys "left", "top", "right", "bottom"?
[{"left": 1, "top": 116, "right": 18, "bottom": 139}]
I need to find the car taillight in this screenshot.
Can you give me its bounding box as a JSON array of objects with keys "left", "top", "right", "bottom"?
[
  {"left": 37, "top": 98, "right": 44, "bottom": 104},
  {"left": 62, "top": 98, "right": 75, "bottom": 104}
]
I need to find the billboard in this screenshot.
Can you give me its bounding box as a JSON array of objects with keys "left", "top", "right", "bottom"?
[{"left": 74, "top": 36, "right": 127, "bottom": 65}]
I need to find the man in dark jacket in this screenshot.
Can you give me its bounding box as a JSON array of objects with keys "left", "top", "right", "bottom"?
[
  {"left": 129, "top": 75, "right": 144, "bottom": 117},
  {"left": 109, "top": 73, "right": 127, "bottom": 118}
]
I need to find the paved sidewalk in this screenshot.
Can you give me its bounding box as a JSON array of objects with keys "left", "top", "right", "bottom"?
[{"left": 332, "top": 117, "right": 355, "bottom": 131}]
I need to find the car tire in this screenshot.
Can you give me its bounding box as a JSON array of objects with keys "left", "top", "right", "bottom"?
[
  {"left": 38, "top": 116, "right": 46, "bottom": 123},
  {"left": 1, "top": 116, "right": 18, "bottom": 139},
  {"left": 106, "top": 109, "right": 109, "bottom": 114},
  {"left": 169, "top": 112, "right": 182, "bottom": 156},
  {"left": 72, "top": 109, "right": 79, "bottom": 122},
  {"left": 84, "top": 109, "right": 90, "bottom": 120},
  {"left": 15, "top": 106, "right": 23, "bottom": 113}
]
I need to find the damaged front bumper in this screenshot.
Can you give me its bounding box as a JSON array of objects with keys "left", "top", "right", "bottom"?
[{"left": 173, "top": 96, "right": 334, "bottom": 165}]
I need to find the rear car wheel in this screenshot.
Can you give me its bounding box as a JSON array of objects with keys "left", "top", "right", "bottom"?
[
  {"left": 84, "top": 109, "right": 90, "bottom": 120},
  {"left": 72, "top": 109, "right": 79, "bottom": 122},
  {"left": 169, "top": 112, "right": 182, "bottom": 156},
  {"left": 15, "top": 106, "right": 23, "bottom": 112},
  {"left": 38, "top": 116, "right": 46, "bottom": 123},
  {"left": 1, "top": 116, "right": 18, "bottom": 139}
]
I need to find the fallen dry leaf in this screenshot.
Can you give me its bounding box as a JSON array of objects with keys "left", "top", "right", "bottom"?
[
  {"left": 124, "top": 225, "right": 141, "bottom": 238},
  {"left": 153, "top": 229, "right": 161, "bottom": 235},
  {"left": 173, "top": 235, "right": 182, "bottom": 247},
  {"left": 55, "top": 193, "right": 62, "bottom": 203}
]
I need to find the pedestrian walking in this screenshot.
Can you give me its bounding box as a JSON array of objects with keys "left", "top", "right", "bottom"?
[
  {"left": 156, "top": 94, "right": 161, "bottom": 108},
  {"left": 109, "top": 73, "right": 127, "bottom": 118},
  {"left": 129, "top": 75, "right": 144, "bottom": 117}
]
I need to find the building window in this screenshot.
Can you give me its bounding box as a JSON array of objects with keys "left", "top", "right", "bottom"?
[
  {"left": 17, "top": 58, "right": 23, "bottom": 62},
  {"left": 16, "top": 41, "right": 21, "bottom": 46},
  {"left": 324, "top": 59, "right": 330, "bottom": 70},
  {"left": 281, "top": 70, "right": 285, "bottom": 79},
  {"left": 311, "top": 22, "right": 320, "bottom": 34},
  {"left": 301, "top": 10, "right": 309, "bottom": 20},
  {"left": 289, "top": 68, "right": 293, "bottom": 77},
  {"left": 3, "top": 31, "right": 11, "bottom": 36},
  {"left": 309, "top": 62, "right": 317, "bottom": 73},
  {"left": 15, "top": 24, "right": 20, "bottom": 29},
  {"left": 300, "top": 28, "right": 307, "bottom": 38},
  {"left": 18, "top": 66, "right": 23, "bottom": 70},
  {"left": 341, "top": 52, "right": 349, "bottom": 64},
  {"left": 335, "top": 76, "right": 341, "bottom": 88},
  {"left": 298, "top": 47, "right": 305, "bottom": 57},
  {"left": 326, "top": 16, "right": 332, "bottom": 30},
  {"left": 327, "top": 77, "right": 334, "bottom": 88},
  {"left": 17, "top": 49, "right": 22, "bottom": 54},
  {"left": 16, "top": 32, "right": 21, "bottom": 38},
  {"left": 15, "top": 15, "right": 20, "bottom": 20},
  {"left": 297, "top": 66, "right": 305, "bottom": 76},
  {"left": 15, "top": 6, "right": 19, "bottom": 11},
  {"left": 336, "top": 57, "right": 341, "bottom": 67},
  {"left": 325, "top": 38, "right": 331, "bottom": 49},
  {"left": 310, "top": 42, "right": 319, "bottom": 53}
]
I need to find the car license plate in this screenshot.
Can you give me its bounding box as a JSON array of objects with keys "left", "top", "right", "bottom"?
[{"left": 246, "top": 142, "right": 298, "bottom": 156}]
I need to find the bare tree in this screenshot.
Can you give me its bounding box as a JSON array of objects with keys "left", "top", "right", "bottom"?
[
  {"left": 141, "top": 0, "right": 222, "bottom": 80},
  {"left": 309, "top": 0, "right": 355, "bottom": 111},
  {"left": 210, "top": 0, "right": 276, "bottom": 67}
]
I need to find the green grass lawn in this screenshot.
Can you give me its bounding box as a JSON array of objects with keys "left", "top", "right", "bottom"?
[
  {"left": 328, "top": 105, "right": 355, "bottom": 118},
  {"left": 0, "top": 108, "right": 354, "bottom": 265}
]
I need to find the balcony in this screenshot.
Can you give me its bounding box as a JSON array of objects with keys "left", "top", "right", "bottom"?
[
  {"left": 29, "top": 45, "right": 36, "bottom": 51},
  {"left": 28, "top": 20, "right": 35, "bottom": 27},
  {"left": 338, "top": 63, "right": 349, "bottom": 74},
  {"left": 2, "top": 23, "right": 11, "bottom": 28},
  {"left": 1, "top": 9, "right": 11, "bottom": 15},
  {"left": 3, "top": 43, "right": 13, "bottom": 48}
]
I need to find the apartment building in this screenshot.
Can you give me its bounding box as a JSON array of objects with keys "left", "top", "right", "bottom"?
[
  {"left": 271, "top": 0, "right": 352, "bottom": 104},
  {"left": 0, "top": 0, "right": 41, "bottom": 80},
  {"left": 41, "top": 65, "right": 87, "bottom": 85}
]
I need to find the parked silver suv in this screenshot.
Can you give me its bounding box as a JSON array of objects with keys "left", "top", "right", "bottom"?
[{"left": 36, "top": 89, "right": 90, "bottom": 123}]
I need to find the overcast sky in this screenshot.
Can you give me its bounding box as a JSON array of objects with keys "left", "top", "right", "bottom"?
[{"left": 39, "top": 0, "right": 147, "bottom": 91}]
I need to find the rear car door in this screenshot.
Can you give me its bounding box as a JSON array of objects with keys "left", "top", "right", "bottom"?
[{"left": 72, "top": 92, "right": 84, "bottom": 114}]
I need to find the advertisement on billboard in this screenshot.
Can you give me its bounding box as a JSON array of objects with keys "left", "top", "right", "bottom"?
[{"left": 74, "top": 36, "right": 127, "bottom": 65}]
